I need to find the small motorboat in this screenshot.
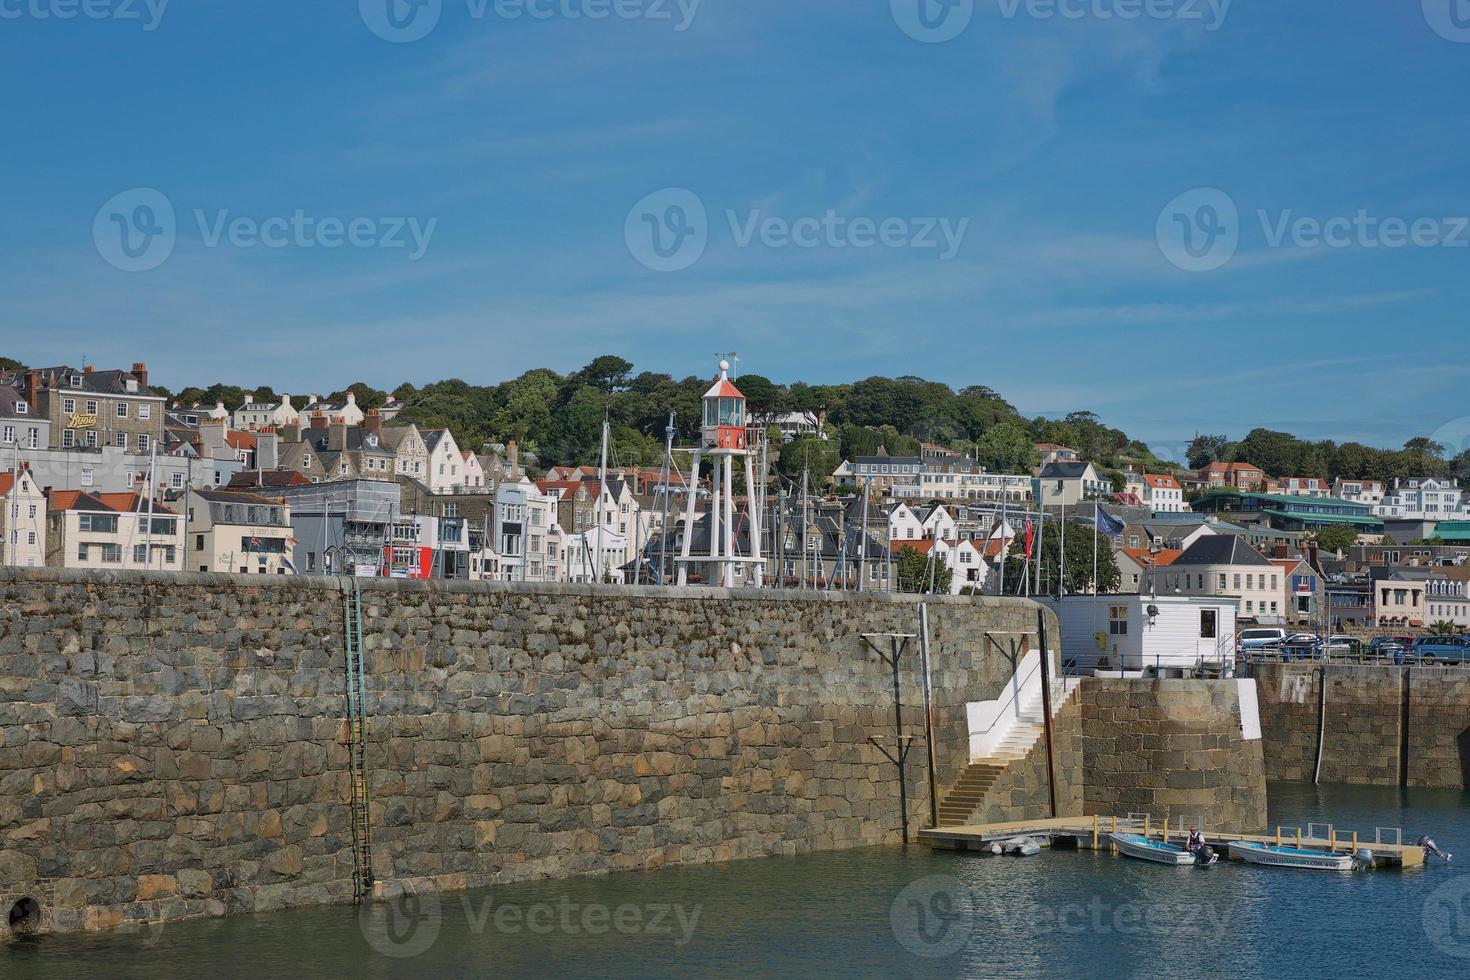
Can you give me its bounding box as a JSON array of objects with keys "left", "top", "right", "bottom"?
[
  {"left": 1228, "top": 840, "right": 1355, "bottom": 871},
  {"left": 1109, "top": 831, "right": 1196, "bottom": 866},
  {"left": 1001, "top": 836, "right": 1040, "bottom": 856}
]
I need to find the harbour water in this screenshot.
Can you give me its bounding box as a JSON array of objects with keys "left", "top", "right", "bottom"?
[{"left": 6, "top": 783, "right": 1468, "bottom": 979}]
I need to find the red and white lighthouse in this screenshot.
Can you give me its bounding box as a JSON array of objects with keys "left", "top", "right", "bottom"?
[{"left": 676, "top": 359, "right": 764, "bottom": 588}]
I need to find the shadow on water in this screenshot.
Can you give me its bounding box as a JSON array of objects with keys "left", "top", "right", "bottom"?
[{"left": 5, "top": 783, "right": 1468, "bottom": 979}]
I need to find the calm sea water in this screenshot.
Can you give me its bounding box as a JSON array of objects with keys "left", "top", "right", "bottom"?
[{"left": 7, "top": 783, "right": 1468, "bottom": 979}]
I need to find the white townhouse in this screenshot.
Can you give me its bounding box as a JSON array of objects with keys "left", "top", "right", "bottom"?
[
  {"left": 1375, "top": 478, "right": 1467, "bottom": 521},
  {"left": 1141, "top": 474, "right": 1186, "bottom": 513}
]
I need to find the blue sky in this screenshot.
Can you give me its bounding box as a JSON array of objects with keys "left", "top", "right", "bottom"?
[{"left": 2, "top": 1, "right": 1468, "bottom": 459}]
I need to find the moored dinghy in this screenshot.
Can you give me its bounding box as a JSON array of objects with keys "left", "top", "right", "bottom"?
[
  {"left": 1228, "top": 840, "right": 1356, "bottom": 870},
  {"left": 1109, "top": 831, "right": 1196, "bottom": 866},
  {"left": 1001, "top": 836, "right": 1041, "bottom": 856}
]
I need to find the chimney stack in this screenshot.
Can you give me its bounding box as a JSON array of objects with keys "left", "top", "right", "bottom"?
[
  {"left": 309, "top": 411, "right": 328, "bottom": 432},
  {"left": 508, "top": 439, "right": 519, "bottom": 475},
  {"left": 131, "top": 362, "right": 148, "bottom": 387},
  {"left": 364, "top": 408, "right": 383, "bottom": 439},
  {"left": 23, "top": 370, "right": 40, "bottom": 410},
  {"left": 83, "top": 365, "right": 94, "bottom": 374}
]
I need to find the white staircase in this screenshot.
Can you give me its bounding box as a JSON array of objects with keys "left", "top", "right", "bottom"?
[
  {"left": 938, "top": 657, "right": 1082, "bottom": 826},
  {"left": 967, "top": 650, "right": 1081, "bottom": 764},
  {"left": 977, "top": 675, "right": 1081, "bottom": 762}
]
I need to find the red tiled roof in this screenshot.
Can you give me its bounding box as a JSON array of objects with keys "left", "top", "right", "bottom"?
[
  {"left": 1144, "top": 474, "right": 1180, "bottom": 490},
  {"left": 1120, "top": 547, "right": 1183, "bottom": 567}
]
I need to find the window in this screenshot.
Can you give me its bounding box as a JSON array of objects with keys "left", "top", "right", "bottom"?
[
  {"left": 117, "top": 402, "right": 129, "bottom": 418},
  {"left": 1200, "top": 609, "right": 1217, "bottom": 639},
  {"left": 1233, "top": 573, "right": 1241, "bottom": 590},
  {"left": 1109, "top": 606, "right": 1128, "bottom": 635},
  {"left": 13, "top": 401, "right": 26, "bottom": 415},
  {"left": 138, "top": 434, "right": 150, "bottom": 453},
  {"left": 116, "top": 432, "right": 128, "bottom": 450},
  {"left": 62, "top": 429, "right": 75, "bottom": 448},
  {"left": 81, "top": 468, "right": 94, "bottom": 486},
  {"left": 100, "top": 543, "right": 122, "bottom": 563},
  {"left": 2, "top": 426, "right": 11, "bottom": 443},
  {"left": 77, "top": 543, "right": 88, "bottom": 561},
  {"left": 63, "top": 397, "right": 76, "bottom": 414},
  {"left": 172, "top": 473, "right": 184, "bottom": 488},
  {"left": 79, "top": 513, "right": 119, "bottom": 533},
  {"left": 25, "top": 428, "right": 37, "bottom": 449},
  {"left": 86, "top": 400, "right": 98, "bottom": 415},
  {"left": 139, "top": 404, "right": 151, "bottom": 419},
  {"left": 84, "top": 431, "right": 97, "bottom": 448},
  {"left": 1218, "top": 573, "right": 1227, "bottom": 590}
]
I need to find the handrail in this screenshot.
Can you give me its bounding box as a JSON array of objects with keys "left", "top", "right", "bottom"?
[
  {"left": 970, "top": 649, "right": 1070, "bottom": 737},
  {"left": 971, "top": 652, "right": 1045, "bottom": 737}
]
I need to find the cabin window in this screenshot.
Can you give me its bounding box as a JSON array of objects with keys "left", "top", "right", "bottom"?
[
  {"left": 1108, "top": 606, "right": 1128, "bottom": 636},
  {"left": 1200, "top": 610, "right": 1217, "bottom": 639}
]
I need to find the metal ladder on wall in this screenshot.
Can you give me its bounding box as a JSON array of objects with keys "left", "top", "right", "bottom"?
[{"left": 341, "top": 578, "right": 374, "bottom": 902}]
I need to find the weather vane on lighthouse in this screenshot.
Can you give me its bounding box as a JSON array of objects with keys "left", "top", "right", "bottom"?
[{"left": 675, "top": 358, "right": 764, "bottom": 588}]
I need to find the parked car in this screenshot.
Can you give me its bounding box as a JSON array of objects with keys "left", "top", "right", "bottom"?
[
  {"left": 1238, "top": 627, "right": 1287, "bottom": 654},
  {"left": 1320, "top": 635, "right": 1363, "bottom": 657},
  {"left": 1368, "top": 635, "right": 1412, "bottom": 662},
  {"left": 1408, "top": 635, "right": 1470, "bottom": 664}
]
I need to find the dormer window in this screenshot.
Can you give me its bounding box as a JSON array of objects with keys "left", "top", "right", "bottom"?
[
  {"left": 70, "top": 374, "right": 82, "bottom": 386},
  {"left": 14, "top": 401, "right": 25, "bottom": 415}
]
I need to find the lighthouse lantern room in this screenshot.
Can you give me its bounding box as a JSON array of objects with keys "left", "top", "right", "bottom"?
[{"left": 676, "top": 359, "right": 764, "bottom": 588}]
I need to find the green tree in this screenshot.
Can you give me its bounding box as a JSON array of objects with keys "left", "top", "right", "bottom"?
[
  {"left": 975, "top": 422, "right": 1040, "bottom": 473},
  {"left": 1313, "top": 524, "right": 1359, "bottom": 555},
  {"left": 1428, "top": 619, "right": 1458, "bottom": 637},
  {"left": 778, "top": 436, "right": 842, "bottom": 484},
  {"left": 326, "top": 382, "right": 389, "bottom": 411},
  {"left": 0, "top": 356, "right": 27, "bottom": 371},
  {"left": 1186, "top": 434, "right": 1230, "bottom": 470},
  {"left": 894, "top": 546, "right": 952, "bottom": 594},
  {"left": 575, "top": 355, "right": 634, "bottom": 393},
  {"left": 1001, "top": 519, "right": 1120, "bottom": 596}
]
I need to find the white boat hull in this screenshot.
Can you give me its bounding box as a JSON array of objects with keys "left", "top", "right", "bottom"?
[
  {"left": 1228, "top": 840, "right": 1355, "bottom": 871},
  {"left": 1110, "top": 832, "right": 1195, "bottom": 866}
]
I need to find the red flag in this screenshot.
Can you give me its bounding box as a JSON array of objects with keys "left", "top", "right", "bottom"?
[{"left": 1023, "top": 519, "right": 1035, "bottom": 559}]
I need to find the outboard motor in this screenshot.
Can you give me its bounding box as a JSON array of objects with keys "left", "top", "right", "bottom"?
[
  {"left": 1418, "top": 835, "right": 1453, "bottom": 863},
  {"left": 1354, "top": 848, "right": 1375, "bottom": 869},
  {"left": 1195, "top": 845, "right": 1218, "bottom": 866}
]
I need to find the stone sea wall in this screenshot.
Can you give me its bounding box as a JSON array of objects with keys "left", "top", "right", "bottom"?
[
  {"left": 0, "top": 567, "right": 1044, "bottom": 937},
  {"left": 1077, "top": 679, "right": 1268, "bottom": 832},
  {"left": 1253, "top": 662, "right": 1470, "bottom": 788}
]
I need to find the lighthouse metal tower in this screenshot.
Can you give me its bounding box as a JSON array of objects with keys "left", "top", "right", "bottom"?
[{"left": 675, "top": 359, "right": 764, "bottom": 588}]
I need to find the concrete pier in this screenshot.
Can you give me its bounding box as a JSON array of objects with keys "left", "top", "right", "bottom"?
[{"left": 920, "top": 816, "right": 1425, "bottom": 867}]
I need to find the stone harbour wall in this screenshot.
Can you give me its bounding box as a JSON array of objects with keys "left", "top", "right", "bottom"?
[
  {"left": 0, "top": 567, "right": 1044, "bottom": 937},
  {"left": 1077, "top": 679, "right": 1269, "bottom": 832},
  {"left": 1253, "top": 662, "right": 1470, "bottom": 788}
]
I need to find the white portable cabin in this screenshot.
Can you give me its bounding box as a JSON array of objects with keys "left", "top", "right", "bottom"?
[{"left": 1039, "top": 594, "right": 1240, "bottom": 675}]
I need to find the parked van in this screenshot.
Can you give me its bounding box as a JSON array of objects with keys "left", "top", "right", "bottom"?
[{"left": 1238, "top": 627, "right": 1287, "bottom": 653}]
